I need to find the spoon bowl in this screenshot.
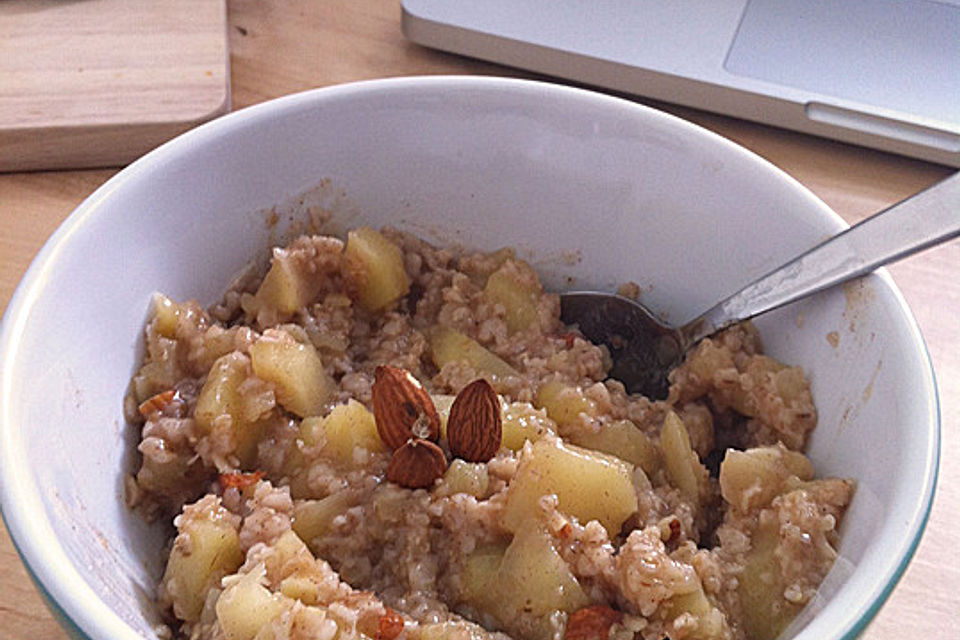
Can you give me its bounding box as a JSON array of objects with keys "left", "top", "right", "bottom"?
[{"left": 559, "top": 292, "right": 686, "bottom": 399}]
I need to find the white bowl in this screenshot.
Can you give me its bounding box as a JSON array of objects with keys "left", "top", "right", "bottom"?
[{"left": 0, "top": 77, "right": 938, "bottom": 640}]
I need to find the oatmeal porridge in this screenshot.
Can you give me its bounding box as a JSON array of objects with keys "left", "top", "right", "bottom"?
[{"left": 125, "top": 226, "right": 853, "bottom": 640}]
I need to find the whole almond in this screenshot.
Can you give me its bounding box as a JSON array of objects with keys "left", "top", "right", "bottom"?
[
  {"left": 385, "top": 438, "right": 448, "bottom": 489},
  {"left": 447, "top": 378, "right": 502, "bottom": 462},
  {"left": 372, "top": 365, "right": 440, "bottom": 449}
]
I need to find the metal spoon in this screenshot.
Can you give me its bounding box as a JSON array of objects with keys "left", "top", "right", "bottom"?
[{"left": 560, "top": 172, "right": 960, "bottom": 400}]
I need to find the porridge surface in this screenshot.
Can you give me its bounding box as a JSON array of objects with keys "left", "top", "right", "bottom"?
[{"left": 126, "top": 227, "right": 852, "bottom": 640}]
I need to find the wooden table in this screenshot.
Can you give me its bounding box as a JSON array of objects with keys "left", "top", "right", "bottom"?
[{"left": 1, "top": 2, "right": 956, "bottom": 638}]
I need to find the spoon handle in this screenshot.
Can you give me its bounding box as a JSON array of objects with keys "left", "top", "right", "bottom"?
[{"left": 688, "top": 172, "right": 960, "bottom": 343}]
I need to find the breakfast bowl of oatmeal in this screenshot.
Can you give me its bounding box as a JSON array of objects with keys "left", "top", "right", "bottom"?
[{"left": 0, "top": 77, "right": 938, "bottom": 640}]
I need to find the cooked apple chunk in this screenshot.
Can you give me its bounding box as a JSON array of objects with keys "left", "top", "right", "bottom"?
[
  {"left": 737, "top": 514, "right": 799, "bottom": 640},
  {"left": 216, "top": 572, "right": 286, "bottom": 640},
  {"left": 660, "top": 411, "right": 705, "bottom": 508},
  {"left": 501, "top": 401, "right": 554, "bottom": 451},
  {"left": 663, "top": 582, "right": 729, "bottom": 640},
  {"left": 482, "top": 260, "right": 542, "bottom": 334},
  {"left": 301, "top": 399, "right": 384, "bottom": 465},
  {"left": 460, "top": 527, "right": 590, "bottom": 639},
  {"left": 193, "top": 351, "right": 271, "bottom": 464},
  {"left": 568, "top": 418, "right": 661, "bottom": 476},
  {"left": 534, "top": 380, "right": 598, "bottom": 430},
  {"left": 497, "top": 525, "right": 590, "bottom": 617},
  {"left": 292, "top": 491, "right": 357, "bottom": 550},
  {"left": 437, "top": 459, "right": 489, "bottom": 498},
  {"left": 249, "top": 329, "right": 334, "bottom": 418},
  {"left": 152, "top": 293, "right": 183, "bottom": 338},
  {"left": 426, "top": 325, "right": 519, "bottom": 382},
  {"left": 343, "top": 226, "right": 410, "bottom": 312},
  {"left": 719, "top": 443, "right": 814, "bottom": 513},
  {"left": 502, "top": 437, "right": 638, "bottom": 536},
  {"left": 253, "top": 246, "right": 325, "bottom": 316},
  {"left": 195, "top": 351, "right": 249, "bottom": 434},
  {"left": 159, "top": 495, "right": 243, "bottom": 623}
]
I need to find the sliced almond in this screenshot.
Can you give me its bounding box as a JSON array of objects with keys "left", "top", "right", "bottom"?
[
  {"left": 376, "top": 607, "right": 405, "bottom": 640},
  {"left": 372, "top": 365, "right": 440, "bottom": 449},
  {"left": 447, "top": 378, "right": 502, "bottom": 462},
  {"left": 138, "top": 389, "right": 179, "bottom": 418},
  {"left": 218, "top": 470, "right": 265, "bottom": 492},
  {"left": 385, "top": 438, "right": 448, "bottom": 489}
]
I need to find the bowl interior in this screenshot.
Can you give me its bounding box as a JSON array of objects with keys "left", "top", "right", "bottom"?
[{"left": 0, "top": 77, "right": 938, "bottom": 640}]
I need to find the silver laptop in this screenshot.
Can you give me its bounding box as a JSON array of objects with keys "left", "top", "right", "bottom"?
[{"left": 401, "top": 0, "right": 960, "bottom": 167}]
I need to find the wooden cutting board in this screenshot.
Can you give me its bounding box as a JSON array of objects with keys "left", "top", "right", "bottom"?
[{"left": 0, "top": 0, "right": 229, "bottom": 172}]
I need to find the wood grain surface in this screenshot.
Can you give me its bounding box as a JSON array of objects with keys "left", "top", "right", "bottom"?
[
  {"left": 0, "top": 2, "right": 956, "bottom": 639},
  {"left": 0, "top": 0, "right": 229, "bottom": 171}
]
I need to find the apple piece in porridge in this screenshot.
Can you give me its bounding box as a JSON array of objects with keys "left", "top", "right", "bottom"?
[
  {"left": 344, "top": 226, "right": 411, "bottom": 312},
  {"left": 249, "top": 328, "right": 335, "bottom": 418},
  {"left": 499, "top": 400, "right": 554, "bottom": 451},
  {"left": 462, "top": 524, "right": 592, "bottom": 636},
  {"left": 482, "top": 259, "right": 544, "bottom": 334},
  {"left": 253, "top": 244, "right": 328, "bottom": 317},
  {"left": 426, "top": 325, "right": 520, "bottom": 384},
  {"left": 158, "top": 495, "right": 243, "bottom": 623},
  {"left": 534, "top": 379, "right": 600, "bottom": 432},
  {"left": 302, "top": 398, "right": 384, "bottom": 466},
  {"left": 194, "top": 352, "right": 272, "bottom": 467},
  {"left": 660, "top": 411, "right": 708, "bottom": 511},
  {"left": 567, "top": 417, "right": 661, "bottom": 477},
  {"left": 501, "top": 436, "right": 638, "bottom": 537}
]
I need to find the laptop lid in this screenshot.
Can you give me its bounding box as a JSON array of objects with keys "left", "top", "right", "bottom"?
[{"left": 402, "top": 0, "right": 960, "bottom": 167}]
